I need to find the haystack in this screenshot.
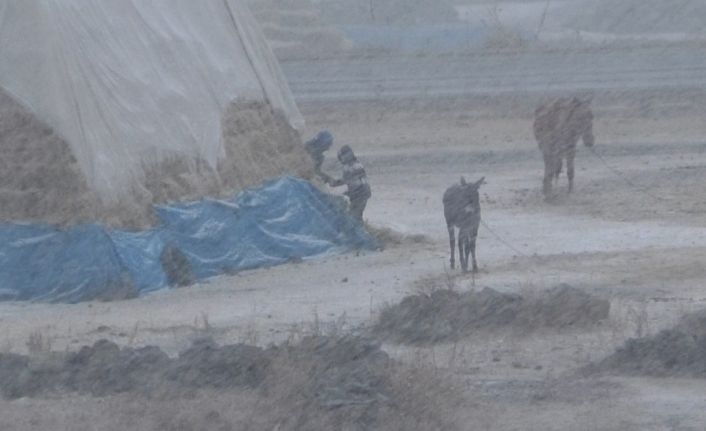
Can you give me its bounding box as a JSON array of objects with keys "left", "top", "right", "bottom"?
[{"left": 0, "top": 0, "right": 311, "bottom": 228}]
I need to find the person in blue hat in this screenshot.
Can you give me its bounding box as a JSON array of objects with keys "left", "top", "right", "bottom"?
[{"left": 304, "top": 130, "right": 334, "bottom": 173}]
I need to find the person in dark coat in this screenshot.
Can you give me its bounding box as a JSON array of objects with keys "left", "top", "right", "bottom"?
[{"left": 321, "top": 145, "right": 371, "bottom": 221}]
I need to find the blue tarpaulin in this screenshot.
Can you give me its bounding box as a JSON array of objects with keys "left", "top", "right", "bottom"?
[{"left": 0, "top": 177, "right": 376, "bottom": 303}]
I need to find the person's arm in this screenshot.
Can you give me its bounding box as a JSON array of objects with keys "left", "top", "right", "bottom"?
[
  {"left": 326, "top": 175, "right": 345, "bottom": 187},
  {"left": 317, "top": 171, "right": 344, "bottom": 187},
  {"left": 332, "top": 163, "right": 359, "bottom": 188}
]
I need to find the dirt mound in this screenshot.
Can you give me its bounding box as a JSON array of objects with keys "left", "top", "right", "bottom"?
[
  {"left": 593, "top": 310, "right": 706, "bottom": 378},
  {"left": 0, "top": 338, "right": 270, "bottom": 399},
  {"left": 374, "top": 284, "right": 610, "bottom": 344},
  {"left": 677, "top": 310, "right": 706, "bottom": 338},
  {"left": 0, "top": 90, "right": 311, "bottom": 228},
  {"left": 0, "top": 335, "right": 462, "bottom": 430},
  {"left": 0, "top": 335, "right": 447, "bottom": 429},
  {"left": 0, "top": 335, "right": 389, "bottom": 402}
]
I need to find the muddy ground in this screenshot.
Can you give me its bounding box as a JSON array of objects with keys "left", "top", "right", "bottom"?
[{"left": 1, "top": 89, "right": 706, "bottom": 429}]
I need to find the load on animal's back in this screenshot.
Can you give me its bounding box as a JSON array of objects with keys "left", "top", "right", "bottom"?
[
  {"left": 533, "top": 97, "right": 594, "bottom": 199},
  {"left": 443, "top": 176, "right": 484, "bottom": 273}
]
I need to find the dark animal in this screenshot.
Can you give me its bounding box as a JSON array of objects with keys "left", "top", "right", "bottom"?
[
  {"left": 533, "top": 97, "right": 594, "bottom": 199},
  {"left": 443, "top": 176, "right": 484, "bottom": 273}
]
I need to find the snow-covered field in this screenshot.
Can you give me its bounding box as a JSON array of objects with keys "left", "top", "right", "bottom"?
[{"left": 2, "top": 81, "right": 706, "bottom": 428}]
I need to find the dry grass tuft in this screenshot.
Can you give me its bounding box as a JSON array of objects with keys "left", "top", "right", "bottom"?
[
  {"left": 374, "top": 284, "right": 610, "bottom": 345},
  {"left": 365, "top": 223, "right": 431, "bottom": 250},
  {"left": 25, "top": 331, "right": 52, "bottom": 356}
]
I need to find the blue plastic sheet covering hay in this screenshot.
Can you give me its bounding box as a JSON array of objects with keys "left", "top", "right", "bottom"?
[{"left": 0, "top": 177, "right": 376, "bottom": 303}]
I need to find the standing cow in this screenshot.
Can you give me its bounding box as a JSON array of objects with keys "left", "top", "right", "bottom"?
[
  {"left": 443, "top": 176, "right": 484, "bottom": 273},
  {"left": 533, "top": 97, "right": 595, "bottom": 199}
]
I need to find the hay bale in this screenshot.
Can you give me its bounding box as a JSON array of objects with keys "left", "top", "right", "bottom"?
[
  {"left": 364, "top": 224, "right": 430, "bottom": 249},
  {"left": 0, "top": 89, "right": 311, "bottom": 228},
  {"left": 218, "top": 99, "right": 312, "bottom": 191},
  {"left": 160, "top": 245, "right": 195, "bottom": 288},
  {"left": 0, "top": 89, "right": 101, "bottom": 226}
]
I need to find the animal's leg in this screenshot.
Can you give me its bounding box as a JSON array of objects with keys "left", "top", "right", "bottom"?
[
  {"left": 470, "top": 235, "right": 478, "bottom": 273},
  {"left": 448, "top": 225, "right": 456, "bottom": 269},
  {"left": 567, "top": 151, "right": 576, "bottom": 193},
  {"left": 542, "top": 152, "right": 554, "bottom": 198},
  {"left": 463, "top": 234, "right": 472, "bottom": 273},
  {"left": 555, "top": 158, "right": 563, "bottom": 183},
  {"left": 459, "top": 231, "right": 467, "bottom": 272}
]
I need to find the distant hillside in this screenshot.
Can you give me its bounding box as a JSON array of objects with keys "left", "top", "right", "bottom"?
[{"left": 564, "top": 0, "right": 706, "bottom": 34}]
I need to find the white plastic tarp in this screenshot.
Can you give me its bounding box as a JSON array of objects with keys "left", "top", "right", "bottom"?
[{"left": 0, "top": 0, "right": 304, "bottom": 200}]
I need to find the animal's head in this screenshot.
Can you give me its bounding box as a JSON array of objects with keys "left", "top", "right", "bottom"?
[
  {"left": 459, "top": 176, "right": 485, "bottom": 204},
  {"left": 569, "top": 97, "right": 595, "bottom": 147}
]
